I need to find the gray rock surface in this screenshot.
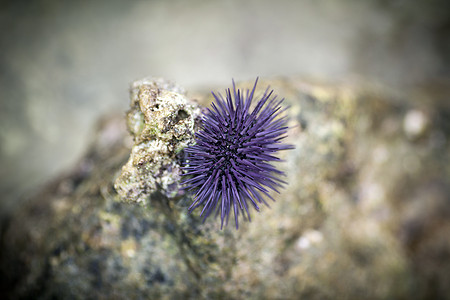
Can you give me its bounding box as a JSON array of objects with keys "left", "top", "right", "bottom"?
[
  {"left": 1, "top": 77, "right": 449, "bottom": 299},
  {"left": 114, "top": 78, "right": 201, "bottom": 204}
]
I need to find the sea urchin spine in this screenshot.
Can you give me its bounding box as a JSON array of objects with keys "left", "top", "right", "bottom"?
[{"left": 182, "top": 78, "right": 293, "bottom": 229}]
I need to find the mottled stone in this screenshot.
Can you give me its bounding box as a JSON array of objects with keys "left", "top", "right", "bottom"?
[
  {"left": 114, "top": 78, "right": 201, "bottom": 205},
  {"left": 1, "top": 77, "right": 449, "bottom": 300}
]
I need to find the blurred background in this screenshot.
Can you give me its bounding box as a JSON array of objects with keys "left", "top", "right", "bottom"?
[{"left": 1, "top": 0, "right": 449, "bottom": 213}]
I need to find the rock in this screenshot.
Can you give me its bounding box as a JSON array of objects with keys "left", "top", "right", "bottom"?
[
  {"left": 1, "top": 77, "right": 449, "bottom": 299},
  {"left": 114, "top": 78, "right": 201, "bottom": 205}
]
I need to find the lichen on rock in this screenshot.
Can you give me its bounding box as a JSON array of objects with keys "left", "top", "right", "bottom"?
[{"left": 114, "top": 78, "right": 201, "bottom": 205}]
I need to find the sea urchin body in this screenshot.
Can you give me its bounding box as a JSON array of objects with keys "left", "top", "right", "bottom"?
[{"left": 182, "top": 79, "right": 293, "bottom": 229}]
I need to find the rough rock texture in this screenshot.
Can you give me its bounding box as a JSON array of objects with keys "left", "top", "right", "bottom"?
[
  {"left": 114, "top": 78, "right": 201, "bottom": 204},
  {"left": 1, "top": 77, "right": 449, "bottom": 299}
]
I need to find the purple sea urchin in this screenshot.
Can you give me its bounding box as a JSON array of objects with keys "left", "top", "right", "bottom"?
[{"left": 182, "top": 79, "right": 293, "bottom": 229}]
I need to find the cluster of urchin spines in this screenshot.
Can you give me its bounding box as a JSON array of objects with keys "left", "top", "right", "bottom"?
[{"left": 182, "top": 78, "right": 293, "bottom": 229}]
